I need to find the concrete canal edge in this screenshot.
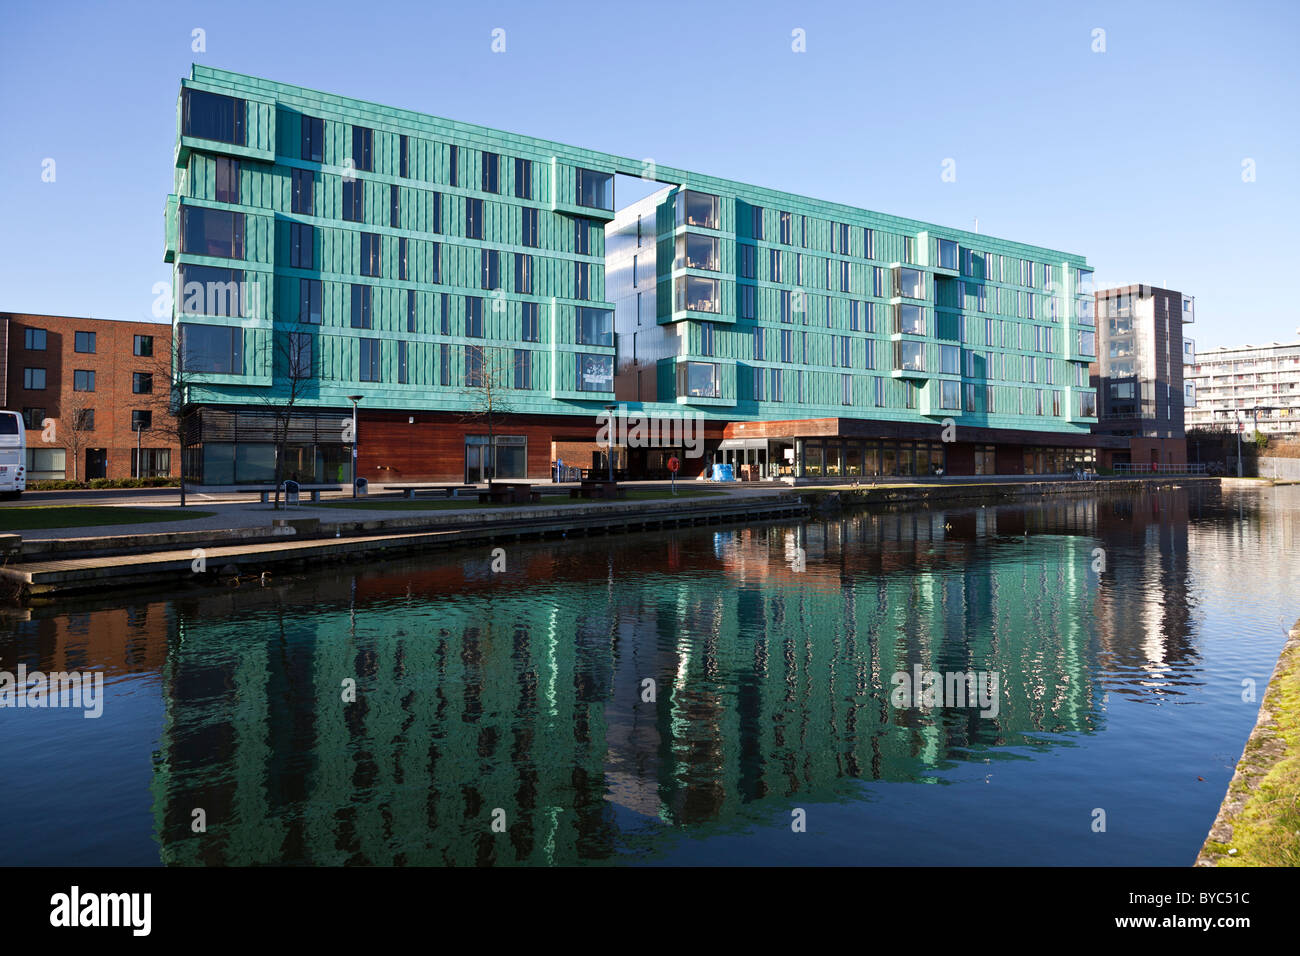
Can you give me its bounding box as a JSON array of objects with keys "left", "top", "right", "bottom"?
[
  {"left": 0, "top": 493, "right": 811, "bottom": 601},
  {"left": 795, "top": 476, "right": 1215, "bottom": 512},
  {"left": 1197, "top": 617, "right": 1300, "bottom": 866}
]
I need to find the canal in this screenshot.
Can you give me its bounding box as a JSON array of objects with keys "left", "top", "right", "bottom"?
[{"left": 1, "top": 483, "right": 1296, "bottom": 865}]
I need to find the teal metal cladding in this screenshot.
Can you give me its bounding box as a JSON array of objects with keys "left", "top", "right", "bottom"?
[{"left": 166, "top": 66, "right": 1097, "bottom": 435}]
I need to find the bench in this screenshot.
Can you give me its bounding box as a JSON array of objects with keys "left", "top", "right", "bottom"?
[
  {"left": 569, "top": 480, "right": 626, "bottom": 500},
  {"left": 388, "top": 484, "right": 477, "bottom": 500},
  {"left": 477, "top": 482, "right": 541, "bottom": 505},
  {"left": 221, "top": 484, "right": 342, "bottom": 503}
]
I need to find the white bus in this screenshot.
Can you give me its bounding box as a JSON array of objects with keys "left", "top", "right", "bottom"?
[{"left": 0, "top": 411, "right": 27, "bottom": 498}]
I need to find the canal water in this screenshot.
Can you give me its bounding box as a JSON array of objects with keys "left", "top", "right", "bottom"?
[{"left": 1, "top": 484, "right": 1296, "bottom": 866}]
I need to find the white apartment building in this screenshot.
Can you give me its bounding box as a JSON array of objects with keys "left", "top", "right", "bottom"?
[{"left": 1184, "top": 340, "right": 1300, "bottom": 439}]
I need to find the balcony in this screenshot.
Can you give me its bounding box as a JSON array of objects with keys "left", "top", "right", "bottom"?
[
  {"left": 673, "top": 275, "right": 721, "bottom": 315},
  {"left": 1183, "top": 338, "right": 1196, "bottom": 364},
  {"left": 892, "top": 266, "right": 926, "bottom": 301},
  {"left": 675, "top": 232, "right": 720, "bottom": 272}
]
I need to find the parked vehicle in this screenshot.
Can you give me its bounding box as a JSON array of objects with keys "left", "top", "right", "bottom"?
[{"left": 0, "top": 411, "right": 28, "bottom": 498}]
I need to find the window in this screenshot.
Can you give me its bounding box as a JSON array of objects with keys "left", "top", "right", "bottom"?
[
  {"left": 75, "top": 331, "right": 96, "bottom": 353},
  {"left": 474, "top": 249, "right": 497, "bottom": 291},
  {"left": 290, "top": 222, "right": 314, "bottom": 269},
  {"left": 482, "top": 151, "right": 500, "bottom": 193},
  {"left": 739, "top": 284, "right": 756, "bottom": 320},
  {"left": 359, "top": 339, "right": 380, "bottom": 382},
  {"left": 677, "top": 361, "right": 720, "bottom": 398},
  {"left": 577, "top": 307, "right": 613, "bottom": 346},
  {"left": 299, "top": 278, "right": 322, "bottom": 324},
  {"left": 133, "top": 334, "right": 154, "bottom": 356},
  {"left": 751, "top": 205, "right": 765, "bottom": 240},
  {"left": 352, "top": 126, "right": 373, "bottom": 172},
  {"left": 397, "top": 340, "right": 408, "bottom": 384},
  {"left": 780, "top": 291, "right": 792, "bottom": 324},
  {"left": 440, "top": 293, "right": 450, "bottom": 335},
  {"left": 76, "top": 409, "right": 95, "bottom": 431},
  {"left": 182, "top": 206, "right": 245, "bottom": 258},
  {"left": 390, "top": 184, "right": 400, "bottom": 227},
  {"left": 342, "top": 179, "right": 364, "bottom": 222},
  {"left": 301, "top": 116, "right": 324, "bottom": 162},
  {"left": 22, "top": 408, "right": 45, "bottom": 429},
  {"left": 133, "top": 372, "right": 153, "bottom": 394},
  {"left": 407, "top": 289, "right": 417, "bottom": 333},
  {"left": 399, "top": 135, "right": 410, "bottom": 178},
  {"left": 574, "top": 218, "right": 591, "bottom": 255},
  {"left": 465, "top": 198, "right": 483, "bottom": 239},
  {"left": 780, "top": 329, "right": 792, "bottom": 363},
  {"left": 842, "top": 374, "right": 853, "bottom": 405},
  {"left": 1078, "top": 391, "right": 1097, "bottom": 417},
  {"left": 127, "top": 408, "right": 152, "bottom": 432},
  {"left": 840, "top": 259, "right": 851, "bottom": 293},
  {"left": 895, "top": 304, "right": 925, "bottom": 335},
  {"left": 24, "top": 328, "right": 46, "bottom": 350},
  {"left": 515, "top": 253, "right": 533, "bottom": 294},
  {"left": 398, "top": 237, "right": 409, "bottom": 280},
  {"left": 865, "top": 339, "right": 876, "bottom": 369},
  {"left": 292, "top": 168, "right": 314, "bottom": 214},
  {"left": 940, "top": 344, "right": 960, "bottom": 375},
  {"left": 872, "top": 267, "right": 883, "bottom": 298},
  {"left": 23, "top": 368, "right": 46, "bottom": 390},
  {"left": 940, "top": 379, "right": 960, "bottom": 409},
  {"left": 895, "top": 341, "right": 924, "bottom": 372},
  {"left": 440, "top": 344, "right": 451, "bottom": 386},
  {"left": 577, "top": 353, "right": 614, "bottom": 392},
  {"left": 874, "top": 377, "right": 885, "bottom": 407},
  {"left": 131, "top": 448, "right": 170, "bottom": 479},
  {"left": 183, "top": 89, "right": 245, "bottom": 145},
  {"left": 753, "top": 367, "right": 766, "bottom": 401},
  {"left": 678, "top": 191, "right": 720, "bottom": 230},
  {"left": 360, "top": 233, "right": 382, "bottom": 277},
  {"left": 515, "top": 157, "right": 532, "bottom": 199},
  {"left": 179, "top": 323, "right": 242, "bottom": 374},
  {"left": 351, "top": 284, "right": 372, "bottom": 329},
  {"left": 739, "top": 244, "right": 756, "bottom": 279},
  {"left": 753, "top": 327, "right": 765, "bottom": 361},
  {"left": 679, "top": 232, "right": 720, "bottom": 271},
  {"left": 769, "top": 248, "right": 783, "bottom": 283},
  {"left": 700, "top": 322, "right": 715, "bottom": 356},
  {"left": 431, "top": 191, "right": 443, "bottom": 234},
  {"left": 675, "top": 275, "right": 719, "bottom": 313},
  {"left": 575, "top": 168, "right": 613, "bottom": 210},
  {"left": 780, "top": 211, "right": 792, "bottom": 244},
  {"left": 465, "top": 296, "right": 484, "bottom": 337},
  {"left": 895, "top": 267, "right": 925, "bottom": 299},
  {"left": 903, "top": 236, "right": 915, "bottom": 263},
  {"left": 574, "top": 262, "right": 590, "bottom": 300},
  {"left": 513, "top": 348, "right": 531, "bottom": 389},
  {"left": 430, "top": 241, "right": 442, "bottom": 284},
  {"left": 937, "top": 238, "right": 958, "bottom": 271},
  {"left": 1078, "top": 330, "right": 1096, "bottom": 357},
  {"left": 864, "top": 227, "right": 875, "bottom": 259},
  {"left": 448, "top": 144, "right": 459, "bottom": 186},
  {"left": 838, "top": 335, "right": 852, "bottom": 368},
  {"left": 522, "top": 302, "right": 539, "bottom": 342},
  {"left": 521, "top": 207, "right": 539, "bottom": 247}
]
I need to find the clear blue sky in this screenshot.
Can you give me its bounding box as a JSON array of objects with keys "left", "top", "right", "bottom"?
[{"left": 1, "top": 0, "right": 1297, "bottom": 349}]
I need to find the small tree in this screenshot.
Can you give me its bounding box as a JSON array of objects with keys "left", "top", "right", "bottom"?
[
  {"left": 140, "top": 333, "right": 205, "bottom": 508},
  {"left": 254, "top": 331, "right": 314, "bottom": 509},
  {"left": 57, "top": 390, "right": 97, "bottom": 482},
  {"left": 458, "top": 343, "right": 516, "bottom": 482}
]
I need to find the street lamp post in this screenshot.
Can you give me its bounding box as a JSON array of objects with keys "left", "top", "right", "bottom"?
[
  {"left": 133, "top": 421, "right": 148, "bottom": 478},
  {"left": 1235, "top": 408, "right": 1244, "bottom": 478},
  {"left": 348, "top": 395, "right": 364, "bottom": 497},
  {"left": 603, "top": 403, "right": 617, "bottom": 483}
]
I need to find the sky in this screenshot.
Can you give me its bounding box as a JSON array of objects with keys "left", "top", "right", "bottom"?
[{"left": 1, "top": 0, "right": 1297, "bottom": 351}]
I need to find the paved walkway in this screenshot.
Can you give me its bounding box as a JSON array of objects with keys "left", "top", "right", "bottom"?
[{"left": 10, "top": 482, "right": 777, "bottom": 541}]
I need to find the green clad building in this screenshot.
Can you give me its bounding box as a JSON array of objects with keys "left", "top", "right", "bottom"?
[{"left": 165, "top": 66, "right": 1099, "bottom": 485}]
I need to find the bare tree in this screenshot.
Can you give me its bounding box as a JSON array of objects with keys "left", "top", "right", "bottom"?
[
  {"left": 253, "top": 331, "right": 314, "bottom": 509},
  {"left": 139, "top": 335, "right": 206, "bottom": 508},
  {"left": 458, "top": 343, "right": 516, "bottom": 483},
  {"left": 56, "top": 390, "right": 97, "bottom": 482}
]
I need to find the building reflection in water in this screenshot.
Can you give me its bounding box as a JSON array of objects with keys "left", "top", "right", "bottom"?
[{"left": 1, "top": 487, "right": 1245, "bottom": 865}]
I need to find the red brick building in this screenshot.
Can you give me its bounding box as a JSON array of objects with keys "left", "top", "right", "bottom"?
[{"left": 0, "top": 312, "right": 179, "bottom": 480}]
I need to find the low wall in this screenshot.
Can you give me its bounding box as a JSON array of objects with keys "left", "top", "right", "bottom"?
[{"left": 1258, "top": 457, "right": 1300, "bottom": 481}]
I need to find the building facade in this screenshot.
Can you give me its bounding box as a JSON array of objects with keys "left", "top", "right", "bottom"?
[
  {"left": 1184, "top": 341, "right": 1300, "bottom": 440},
  {"left": 1090, "top": 285, "right": 1194, "bottom": 468},
  {"left": 166, "top": 66, "right": 1100, "bottom": 485},
  {"left": 0, "top": 312, "right": 178, "bottom": 481}
]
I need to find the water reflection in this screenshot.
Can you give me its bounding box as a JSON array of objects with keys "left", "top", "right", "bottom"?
[{"left": 2, "top": 485, "right": 1297, "bottom": 865}]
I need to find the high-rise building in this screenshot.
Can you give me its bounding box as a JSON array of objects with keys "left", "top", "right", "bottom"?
[
  {"left": 1090, "top": 284, "right": 1193, "bottom": 468},
  {"left": 166, "top": 66, "right": 1100, "bottom": 485},
  {"left": 1184, "top": 341, "right": 1300, "bottom": 440}
]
